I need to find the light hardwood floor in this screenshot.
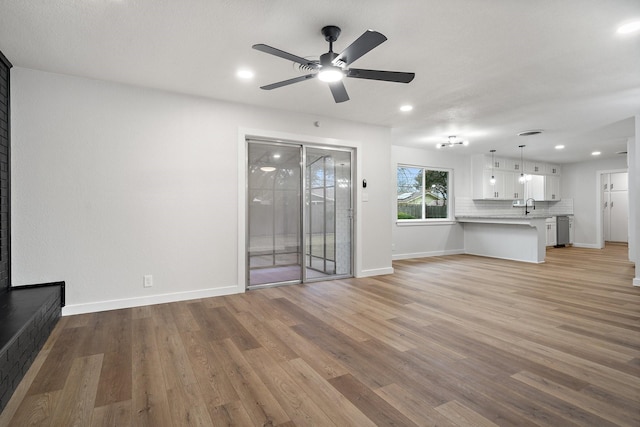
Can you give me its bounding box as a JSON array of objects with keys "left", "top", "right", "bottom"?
[{"left": 1, "top": 244, "right": 638, "bottom": 426}]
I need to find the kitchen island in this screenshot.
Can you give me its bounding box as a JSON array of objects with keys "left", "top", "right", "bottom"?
[{"left": 456, "top": 215, "right": 551, "bottom": 263}]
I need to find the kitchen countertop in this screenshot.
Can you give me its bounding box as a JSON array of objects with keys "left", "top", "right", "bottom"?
[{"left": 456, "top": 214, "right": 553, "bottom": 220}]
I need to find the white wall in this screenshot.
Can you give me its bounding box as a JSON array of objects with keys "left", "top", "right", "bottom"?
[
  {"left": 561, "top": 155, "right": 627, "bottom": 248},
  {"left": 11, "top": 68, "right": 393, "bottom": 314},
  {"left": 391, "top": 145, "right": 469, "bottom": 259}
]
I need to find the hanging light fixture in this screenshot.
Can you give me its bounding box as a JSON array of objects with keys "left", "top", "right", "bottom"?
[
  {"left": 436, "top": 135, "right": 469, "bottom": 149},
  {"left": 489, "top": 150, "right": 496, "bottom": 185},
  {"left": 518, "top": 145, "right": 526, "bottom": 183}
]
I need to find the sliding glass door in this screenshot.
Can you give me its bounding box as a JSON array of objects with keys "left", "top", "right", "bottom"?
[
  {"left": 305, "top": 147, "right": 352, "bottom": 279},
  {"left": 247, "top": 142, "right": 302, "bottom": 287},
  {"left": 247, "top": 140, "right": 352, "bottom": 289}
]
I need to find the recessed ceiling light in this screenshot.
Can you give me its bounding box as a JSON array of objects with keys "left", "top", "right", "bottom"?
[
  {"left": 555, "top": 145, "right": 565, "bottom": 150},
  {"left": 400, "top": 105, "right": 413, "bottom": 112},
  {"left": 617, "top": 20, "right": 640, "bottom": 34},
  {"left": 260, "top": 166, "right": 276, "bottom": 172},
  {"left": 236, "top": 69, "right": 254, "bottom": 79},
  {"left": 272, "top": 154, "right": 281, "bottom": 159},
  {"left": 591, "top": 151, "right": 601, "bottom": 156}
]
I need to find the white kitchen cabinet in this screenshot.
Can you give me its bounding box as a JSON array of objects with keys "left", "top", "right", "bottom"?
[
  {"left": 482, "top": 170, "right": 502, "bottom": 199},
  {"left": 477, "top": 170, "right": 524, "bottom": 200},
  {"left": 524, "top": 161, "right": 544, "bottom": 174},
  {"left": 608, "top": 171, "right": 628, "bottom": 191},
  {"left": 472, "top": 154, "right": 561, "bottom": 201},
  {"left": 510, "top": 159, "right": 524, "bottom": 173},
  {"left": 544, "top": 175, "right": 561, "bottom": 201},
  {"left": 546, "top": 217, "right": 557, "bottom": 246},
  {"left": 569, "top": 216, "right": 574, "bottom": 244},
  {"left": 479, "top": 170, "right": 507, "bottom": 199},
  {"left": 503, "top": 172, "right": 524, "bottom": 199},
  {"left": 603, "top": 172, "right": 628, "bottom": 243},
  {"left": 482, "top": 154, "right": 509, "bottom": 170},
  {"left": 546, "top": 164, "right": 561, "bottom": 175},
  {"left": 473, "top": 156, "right": 509, "bottom": 199}
]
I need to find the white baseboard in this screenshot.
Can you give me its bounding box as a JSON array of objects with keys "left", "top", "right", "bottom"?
[
  {"left": 62, "top": 285, "right": 242, "bottom": 316},
  {"left": 464, "top": 251, "right": 545, "bottom": 264},
  {"left": 357, "top": 267, "right": 394, "bottom": 278},
  {"left": 634, "top": 277, "right": 640, "bottom": 287},
  {"left": 572, "top": 243, "right": 601, "bottom": 249},
  {"left": 392, "top": 249, "right": 464, "bottom": 261}
]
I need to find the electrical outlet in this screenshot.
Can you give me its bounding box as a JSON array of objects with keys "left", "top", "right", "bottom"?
[{"left": 143, "top": 275, "right": 153, "bottom": 288}]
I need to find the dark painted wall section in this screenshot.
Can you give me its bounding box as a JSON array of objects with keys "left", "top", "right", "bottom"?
[{"left": 0, "top": 50, "right": 10, "bottom": 292}]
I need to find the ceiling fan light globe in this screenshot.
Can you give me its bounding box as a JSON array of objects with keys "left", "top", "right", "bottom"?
[{"left": 318, "top": 67, "right": 343, "bottom": 83}]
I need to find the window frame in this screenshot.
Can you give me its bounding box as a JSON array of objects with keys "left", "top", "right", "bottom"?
[{"left": 396, "top": 164, "right": 454, "bottom": 224}]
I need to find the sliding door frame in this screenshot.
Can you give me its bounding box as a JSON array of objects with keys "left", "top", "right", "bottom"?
[{"left": 244, "top": 135, "right": 355, "bottom": 290}]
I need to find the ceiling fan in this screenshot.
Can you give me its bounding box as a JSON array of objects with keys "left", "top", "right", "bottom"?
[{"left": 252, "top": 25, "right": 415, "bottom": 103}]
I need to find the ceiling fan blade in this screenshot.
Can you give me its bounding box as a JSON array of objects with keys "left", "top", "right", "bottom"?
[
  {"left": 252, "top": 44, "right": 319, "bottom": 69},
  {"left": 329, "top": 81, "right": 349, "bottom": 103},
  {"left": 346, "top": 68, "right": 415, "bottom": 83},
  {"left": 333, "top": 30, "right": 387, "bottom": 66},
  {"left": 260, "top": 74, "right": 316, "bottom": 90}
]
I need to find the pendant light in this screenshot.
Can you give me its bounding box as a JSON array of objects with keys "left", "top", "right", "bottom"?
[
  {"left": 518, "top": 145, "right": 526, "bottom": 183},
  {"left": 489, "top": 150, "right": 496, "bottom": 185}
]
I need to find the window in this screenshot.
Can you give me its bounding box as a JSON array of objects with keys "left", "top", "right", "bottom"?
[{"left": 397, "top": 166, "right": 451, "bottom": 220}]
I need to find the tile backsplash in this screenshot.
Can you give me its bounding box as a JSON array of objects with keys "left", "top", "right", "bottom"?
[{"left": 455, "top": 197, "right": 573, "bottom": 217}]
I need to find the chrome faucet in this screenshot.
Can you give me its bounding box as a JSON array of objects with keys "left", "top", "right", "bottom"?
[{"left": 525, "top": 198, "right": 536, "bottom": 215}]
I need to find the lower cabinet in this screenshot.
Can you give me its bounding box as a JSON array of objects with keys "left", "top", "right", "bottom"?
[
  {"left": 546, "top": 217, "right": 557, "bottom": 247},
  {"left": 569, "top": 216, "right": 574, "bottom": 244}
]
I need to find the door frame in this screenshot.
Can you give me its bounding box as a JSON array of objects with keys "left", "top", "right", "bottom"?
[
  {"left": 596, "top": 168, "right": 627, "bottom": 249},
  {"left": 238, "top": 128, "right": 361, "bottom": 292}
]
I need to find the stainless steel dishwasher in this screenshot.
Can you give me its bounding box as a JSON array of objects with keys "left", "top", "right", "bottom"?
[{"left": 556, "top": 216, "right": 570, "bottom": 247}]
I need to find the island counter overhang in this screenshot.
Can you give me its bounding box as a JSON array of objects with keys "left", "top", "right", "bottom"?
[{"left": 456, "top": 215, "right": 551, "bottom": 263}]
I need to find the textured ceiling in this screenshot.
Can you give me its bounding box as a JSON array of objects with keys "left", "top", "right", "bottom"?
[{"left": 1, "top": 0, "right": 639, "bottom": 163}]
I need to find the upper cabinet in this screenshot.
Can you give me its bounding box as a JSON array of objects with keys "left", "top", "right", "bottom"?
[
  {"left": 544, "top": 175, "right": 561, "bottom": 201},
  {"left": 524, "top": 161, "right": 544, "bottom": 174},
  {"left": 546, "top": 164, "right": 561, "bottom": 175},
  {"left": 483, "top": 155, "right": 511, "bottom": 170},
  {"left": 509, "top": 158, "right": 524, "bottom": 173},
  {"left": 472, "top": 154, "right": 562, "bottom": 201},
  {"left": 525, "top": 161, "right": 560, "bottom": 175}
]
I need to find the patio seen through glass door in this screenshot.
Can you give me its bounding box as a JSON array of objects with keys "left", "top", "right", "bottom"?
[{"left": 247, "top": 141, "right": 352, "bottom": 288}]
